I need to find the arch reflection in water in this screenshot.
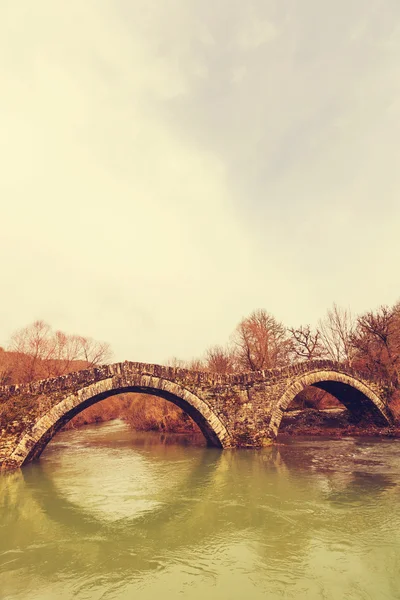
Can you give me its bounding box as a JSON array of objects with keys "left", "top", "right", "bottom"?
[{"left": 1, "top": 422, "right": 400, "bottom": 600}]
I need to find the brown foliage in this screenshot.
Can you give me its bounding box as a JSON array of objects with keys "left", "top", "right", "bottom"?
[
  {"left": 122, "top": 394, "right": 199, "bottom": 433},
  {"left": 205, "top": 345, "right": 235, "bottom": 374},
  {"left": 64, "top": 393, "right": 200, "bottom": 433},
  {"left": 0, "top": 347, "right": 13, "bottom": 386},
  {"left": 4, "top": 300, "right": 400, "bottom": 435},
  {"left": 64, "top": 396, "right": 130, "bottom": 429},
  {"left": 289, "top": 387, "right": 340, "bottom": 410},
  {"left": 7, "top": 320, "right": 112, "bottom": 383},
  {"left": 351, "top": 304, "right": 400, "bottom": 390},
  {"left": 232, "top": 309, "right": 292, "bottom": 371}
]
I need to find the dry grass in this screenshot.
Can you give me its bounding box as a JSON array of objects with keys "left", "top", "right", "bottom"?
[
  {"left": 388, "top": 390, "right": 400, "bottom": 422},
  {"left": 122, "top": 394, "right": 199, "bottom": 433},
  {"left": 65, "top": 393, "right": 200, "bottom": 433},
  {"left": 288, "top": 388, "right": 341, "bottom": 410}
]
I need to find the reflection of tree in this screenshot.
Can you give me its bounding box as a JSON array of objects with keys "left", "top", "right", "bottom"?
[
  {"left": 1, "top": 433, "right": 399, "bottom": 597},
  {"left": 327, "top": 471, "right": 396, "bottom": 504},
  {"left": 277, "top": 438, "right": 399, "bottom": 515},
  {"left": 0, "top": 440, "right": 311, "bottom": 581}
]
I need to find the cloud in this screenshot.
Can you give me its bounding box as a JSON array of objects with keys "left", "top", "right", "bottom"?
[
  {"left": 237, "top": 19, "right": 279, "bottom": 49},
  {"left": 1, "top": 0, "right": 400, "bottom": 362},
  {"left": 0, "top": 0, "right": 261, "bottom": 361}
]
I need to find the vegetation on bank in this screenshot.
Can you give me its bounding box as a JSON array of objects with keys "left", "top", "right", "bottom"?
[
  {"left": 1, "top": 300, "right": 400, "bottom": 434},
  {"left": 63, "top": 393, "right": 199, "bottom": 433}
]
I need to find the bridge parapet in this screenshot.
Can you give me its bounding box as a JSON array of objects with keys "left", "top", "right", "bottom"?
[{"left": 0, "top": 359, "right": 382, "bottom": 397}]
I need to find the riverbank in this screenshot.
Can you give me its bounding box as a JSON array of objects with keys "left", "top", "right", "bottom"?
[
  {"left": 64, "top": 393, "right": 199, "bottom": 434},
  {"left": 66, "top": 406, "right": 400, "bottom": 439},
  {"left": 279, "top": 408, "right": 400, "bottom": 438}
]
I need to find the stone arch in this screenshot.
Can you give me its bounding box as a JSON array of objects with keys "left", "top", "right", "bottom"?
[
  {"left": 9, "top": 375, "right": 231, "bottom": 468},
  {"left": 269, "top": 370, "right": 392, "bottom": 437}
]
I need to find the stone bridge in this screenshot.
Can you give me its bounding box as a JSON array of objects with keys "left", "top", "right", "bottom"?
[{"left": 0, "top": 360, "right": 394, "bottom": 470}]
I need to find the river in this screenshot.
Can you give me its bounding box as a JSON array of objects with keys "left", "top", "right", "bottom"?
[{"left": 1, "top": 420, "right": 400, "bottom": 599}]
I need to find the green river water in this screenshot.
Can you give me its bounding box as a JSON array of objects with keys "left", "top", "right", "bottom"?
[{"left": 1, "top": 420, "right": 400, "bottom": 599}]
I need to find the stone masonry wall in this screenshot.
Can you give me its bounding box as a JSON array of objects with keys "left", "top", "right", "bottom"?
[{"left": 0, "top": 360, "right": 393, "bottom": 470}]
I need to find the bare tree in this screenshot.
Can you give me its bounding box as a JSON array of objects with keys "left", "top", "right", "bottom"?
[
  {"left": 55, "top": 332, "right": 82, "bottom": 373},
  {"left": 8, "top": 321, "right": 112, "bottom": 382},
  {"left": 351, "top": 304, "right": 400, "bottom": 388},
  {"left": 0, "top": 347, "right": 13, "bottom": 386},
  {"left": 318, "top": 304, "right": 355, "bottom": 364},
  {"left": 9, "top": 320, "right": 54, "bottom": 382},
  {"left": 205, "top": 345, "right": 235, "bottom": 374},
  {"left": 76, "top": 335, "right": 112, "bottom": 367},
  {"left": 289, "top": 325, "right": 327, "bottom": 361},
  {"left": 186, "top": 358, "right": 206, "bottom": 371},
  {"left": 164, "top": 357, "right": 187, "bottom": 369},
  {"left": 233, "top": 309, "right": 291, "bottom": 371}
]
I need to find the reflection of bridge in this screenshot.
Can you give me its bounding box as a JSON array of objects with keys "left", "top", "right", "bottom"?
[
  {"left": 0, "top": 360, "right": 393, "bottom": 469},
  {"left": 2, "top": 430, "right": 396, "bottom": 599}
]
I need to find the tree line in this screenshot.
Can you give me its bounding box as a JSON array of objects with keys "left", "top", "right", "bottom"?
[
  {"left": 1, "top": 300, "right": 400, "bottom": 430},
  {"left": 2, "top": 301, "right": 400, "bottom": 394},
  {"left": 177, "top": 301, "right": 400, "bottom": 400},
  {"left": 0, "top": 320, "right": 111, "bottom": 385}
]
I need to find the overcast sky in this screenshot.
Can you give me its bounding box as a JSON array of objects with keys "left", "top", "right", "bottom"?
[{"left": 1, "top": 0, "right": 400, "bottom": 363}]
